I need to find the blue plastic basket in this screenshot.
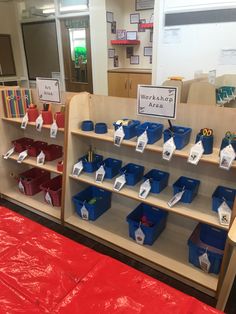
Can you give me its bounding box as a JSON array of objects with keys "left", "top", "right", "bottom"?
[
  {"left": 188, "top": 224, "right": 224, "bottom": 274},
  {"left": 199, "top": 224, "right": 227, "bottom": 251},
  {"left": 163, "top": 125, "right": 192, "bottom": 150},
  {"left": 126, "top": 203, "right": 168, "bottom": 245},
  {"left": 103, "top": 157, "right": 122, "bottom": 179},
  {"left": 173, "top": 176, "right": 200, "bottom": 203},
  {"left": 95, "top": 123, "right": 108, "bottom": 134},
  {"left": 136, "top": 122, "right": 164, "bottom": 144},
  {"left": 212, "top": 186, "right": 236, "bottom": 212},
  {"left": 113, "top": 119, "right": 140, "bottom": 140},
  {"left": 72, "top": 186, "right": 112, "bottom": 221},
  {"left": 120, "top": 163, "right": 144, "bottom": 186},
  {"left": 195, "top": 133, "right": 214, "bottom": 155},
  {"left": 80, "top": 154, "right": 103, "bottom": 173},
  {"left": 144, "top": 169, "right": 169, "bottom": 194},
  {"left": 81, "top": 120, "right": 94, "bottom": 131},
  {"left": 220, "top": 137, "right": 236, "bottom": 160}
]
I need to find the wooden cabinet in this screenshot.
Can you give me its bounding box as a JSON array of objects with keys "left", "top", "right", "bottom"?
[{"left": 108, "top": 70, "right": 152, "bottom": 98}]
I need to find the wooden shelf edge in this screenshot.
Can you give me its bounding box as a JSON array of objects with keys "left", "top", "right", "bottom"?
[{"left": 111, "top": 40, "right": 140, "bottom": 45}]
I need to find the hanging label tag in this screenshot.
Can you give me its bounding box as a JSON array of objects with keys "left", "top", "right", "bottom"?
[
  {"left": 45, "top": 191, "right": 53, "bottom": 205},
  {"left": 199, "top": 252, "right": 211, "bottom": 273},
  {"left": 81, "top": 205, "right": 89, "bottom": 220},
  {"left": 21, "top": 113, "right": 29, "bottom": 129},
  {"left": 162, "top": 137, "right": 176, "bottom": 161},
  {"left": 3, "top": 147, "right": 15, "bottom": 159},
  {"left": 219, "top": 144, "right": 235, "bottom": 170},
  {"left": 50, "top": 121, "right": 58, "bottom": 138},
  {"left": 188, "top": 141, "right": 204, "bottom": 165},
  {"left": 37, "top": 151, "right": 45, "bottom": 165},
  {"left": 114, "top": 126, "right": 125, "bottom": 147},
  {"left": 113, "top": 174, "right": 126, "bottom": 191},
  {"left": 136, "top": 131, "right": 148, "bottom": 153},
  {"left": 139, "top": 179, "right": 151, "bottom": 199},
  {"left": 36, "top": 114, "right": 43, "bottom": 132},
  {"left": 135, "top": 227, "right": 145, "bottom": 245},
  {"left": 95, "top": 165, "right": 105, "bottom": 183},
  {"left": 218, "top": 201, "right": 231, "bottom": 226},
  {"left": 18, "top": 180, "right": 25, "bottom": 194},
  {"left": 167, "top": 190, "right": 185, "bottom": 207},
  {"left": 72, "top": 161, "right": 83, "bottom": 177},
  {"left": 17, "top": 150, "right": 28, "bottom": 163}
]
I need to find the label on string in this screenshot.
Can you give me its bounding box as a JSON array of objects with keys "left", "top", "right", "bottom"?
[
  {"left": 17, "top": 150, "right": 28, "bottom": 163},
  {"left": 37, "top": 151, "right": 45, "bottom": 165},
  {"left": 36, "top": 114, "right": 43, "bottom": 132},
  {"left": 199, "top": 252, "right": 211, "bottom": 273},
  {"left": 136, "top": 130, "right": 148, "bottom": 153},
  {"left": 95, "top": 165, "right": 105, "bottom": 183},
  {"left": 188, "top": 141, "right": 204, "bottom": 165},
  {"left": 135, "top": 227, "right": 145, "bottom": 245},
  {"left": 219, "top": 144, "right": 235, "bottom": 170},
  {"left": 162, "top": 137, "right": 176, "bottom": 161},
  {"left": 113, "top": 174, "right": 126, "bottom": 191},
  {"left": 72, "top": 161, "right": 83, "bottom": 177},
  {"left": 18, "top": 180, "right": 25, "bottom": 194},
  {"left": 50, "top": 121, "right": 58, "bottom": 138},
  {"left": 167, "top": 190, "right": 185, "bottom": 207},
  {"left": 114, "top": 126, "right": 125, "bottom": 147},
  {"left": 139, "top": 179, "right": 151, "bottom": 199},
  {"left": 218, "top": 201, "right": 231, "bottom": 226},
  {"left": 81, "top": 205, "right": 89, "bottom": 220},
  {"left": 21, "top": 113, "right": 28, "bottom": 129},
  {"left": 3, "top": 147, "right": 15, "bottom": 159},
  {"left": 45, "top": 191, "right": 53, "bottom": 205}
]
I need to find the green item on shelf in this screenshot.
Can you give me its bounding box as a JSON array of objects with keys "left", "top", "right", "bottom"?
[{"left": 88, "top": 197, "right": 102, "bottom": 205}]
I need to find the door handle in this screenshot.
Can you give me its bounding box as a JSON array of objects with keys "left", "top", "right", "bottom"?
[
  {"left": 129, "top": 80, "right": 132, "bottom": 90},
  {"left": 125, "top": 79, "right": 128, "bottom": 89}
]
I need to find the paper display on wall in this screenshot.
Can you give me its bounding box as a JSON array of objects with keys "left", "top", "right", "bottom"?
[
  {"left": 163, "top": 28, "right": 181, "bottom": 44},
  {"left": 219, "top": 49, "right": 236, "bottom": 65},
  {"left": 36, "top": 77, "right": 61, "bottom": 103}
]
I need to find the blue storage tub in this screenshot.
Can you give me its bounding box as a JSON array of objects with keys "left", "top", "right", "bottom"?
[
  {"left": 195, "top": 133, "right": 214, "bottom": 155},
  {"left": 144, "top": 169, "right": 169, "bottom": 194},
  {"left": 126, "top": 203, "right": 168, "bottom": 245},
  {"left": 103, "top": 157, "right": 122, "bottom": 179},
  {"left": 120, "top": 163, "right": 144, "bottom": 186},
  {"left": 136, "top": 122, "right": 164, "bottom": 144},
  {"left": 212, "top": 185, "right": 236, "bottom": 212},
  {"left": 220, "top": 137, "right": 236, "bottom": 160},
  {"left": 81, "top": 120, "right": 94, "bottom": 131},
  {"left": 80, "top": 154, "right": 103, "bottom": 173},
  {"left": 95, "top": 122, "right": 108, "bottom": 134},
  {"left": 199, "top": 224, "right": 227, "bottom": 251},
  {"left": 113, "top": 119, "right": 140, "bottom": 140},
  {"left": 188, "top": 223, "right": 225, "bottom": 274},
  {"left": 163, "top": 125, "right": 192, "bottom": 150},
  {"left": 72, "top": 186, "right": 112, "bottom": 221},
  {"left": 173, "top": 176, "right": 200, "bottom": 203}
]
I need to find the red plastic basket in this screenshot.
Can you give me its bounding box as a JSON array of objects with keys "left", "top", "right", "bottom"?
[
  {"left": 18, "top": 168, "right": 51, "bottom": 196},
  {"left": 43, "top": 145, "right": 63, "bottom": 161},
  {"left": 40, "top": 175, "right": 62, "bottom": 207},
  {"left": 12, "top": 137, "right": 34, "bottom": 153},
  {"left": 27, "top": 141, "right": 48, "bottom": 157}
]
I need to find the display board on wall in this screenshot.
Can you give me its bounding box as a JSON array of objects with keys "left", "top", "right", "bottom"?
[
  {"left": 36, "top": 78, "right": 61, "bottom": 103},
  {"left": 136, "top": 0, "right": 155, "bottom": 10}
]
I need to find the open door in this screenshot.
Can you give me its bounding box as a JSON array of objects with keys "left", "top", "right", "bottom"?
[{"left": 61, "top": 16, "right": 93, "bottom": 93}]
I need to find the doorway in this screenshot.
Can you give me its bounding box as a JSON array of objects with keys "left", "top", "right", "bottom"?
[{"left": 61, "top": 16, "right": 93, "bottom": 93}]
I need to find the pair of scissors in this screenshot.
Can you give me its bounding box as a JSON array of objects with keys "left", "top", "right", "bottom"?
[
  {"left": 200, "top": 128, "right": 213, "bottom": 136},
  {"left": 225, "top": 131, "right": 236, "bottom": 141}
]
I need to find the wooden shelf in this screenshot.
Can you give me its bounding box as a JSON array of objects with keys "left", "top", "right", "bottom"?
[
  {"left": 7, "top": 153, "right": 62, "bottom": 174},
  {"left": 2, "top": 186, "right": 61, "bottom": 220},
  {"left": 69, "top": 172, "right": 227, "bottom": 230},
  {"left": 139, "top": 23, "right": 153, "bottom": 29},
  {"left": 71, "top": 129, "right": 236, "bottom": 169},
  {"left": 65, "top": 207, "right": 218, "bottom": 293},
  {"left": 111, "top": 40, "right": 140, "bottom": 45},
  {"left": 2, "top": 117, "right": 64, "bottom": 132}
]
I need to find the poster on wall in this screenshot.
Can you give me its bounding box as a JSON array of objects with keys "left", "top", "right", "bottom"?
[
  {"left": 137, "top": 85, "right": 178, "bottom": 119},
  {"left": 36, "top": 77, "right": 61, "bottom": 103},
  {"left": 136, "top": 0, "right": 154, "bottom": 10}
]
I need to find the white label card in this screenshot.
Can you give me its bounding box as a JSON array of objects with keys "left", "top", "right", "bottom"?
[
  {"left": 114, "top": 126, "right": 125, "bottom": 147},
  {"left": 95, "top": 165, "right": 105, "bottom": 183},
  {"left": 167, "top": 190, "right": 185, "bottom": 207},
  {"left": 220, "top": 144, "right": 236, "bottom": 170},
  {"left": 135, "top": 227, "right": 145, "bottom": 245},
  {"left": 45, "top": 191, "right": 53, "bottom": 205},
  {"left": 50, "top": 121, "right": 58, "bottom": 138},
  {"left": 36, "top": 114, "right": 43, "bottom": 132},
  {"left": 18, "top": 180, "right": 25, "bottom": 194},
  {"left": 72, "top": 161, "right": 83, "bottom": 177},
  {"left": 17, "top": 150, "right": 28, "bottom": 163},
  {"left": 199, "top": 252, "right": 211, "bottom": 273},
  {"left": 136, "top": 131, "right": 148, "bottom": 153},
  {"left": 218, "top": 201, "right": 231, "bottom": 226},
  {"left": 21, "top": 113, "right": 29, "bottom": 129},
  {"left": 162, "top": 137, "right": 176, "bottom": 161},
  {"left": 188, "top": 141, "right": 204, "bottom": 165},
  {"left": 37, "top": 151, "right": 45, "bottom": 165},
  {"left": 139, "top": 179, "right": 151, "bottom": 199},
  {"left": 113, "top": 174, "right": 126, "bottom": 191},
  {"left": 3, "top": 147, "right": 15, "bottom": 159},
  {"left": 81, "top": 205, "right": 89, "bottom": 220}
]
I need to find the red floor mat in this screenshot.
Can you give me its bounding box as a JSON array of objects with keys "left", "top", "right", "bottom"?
[{"left": 0, "top": 207, "right": 223, "bottom": 314}]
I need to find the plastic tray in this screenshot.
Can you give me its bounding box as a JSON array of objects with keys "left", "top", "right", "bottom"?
[
  {"left": 12, "top": 137, "right": 34, "bottom": 153},
  {"left": 163, "top": 125, "right": 192, "bottom": 150},
  {"left": 19, "top": 168, "right": 50, "bottom": 196},
  {"left": 173, "top": 176, "right": 200, "bottom": 203},
  {"left": 27, "top": 141, "right": 48, "bottom": 157},
  {"left": 113, "top": 119, "right": 140, "bottom": 140},
  {"left": 199, "top": 224, "right": 227, "bottom": 251},
  {"left": 212, "top": 185, "right": 236, "bottom": 212},
  {"left": 80, "top": 154, "right": 103, "bottom": 173},
  {"left": 40, "top": 175, "right": 62, "bottom": 207},
  {"left": 103, "top": 157, "right": 122, "bottom": 179},
  {"left": 136, "top": 122, "right": 163, "bottom": 144},
  {"left": 43, "top": 144, "right": 63, "bottom": 161},
  {"left": 144, "top": 169, "right": 169, "bottom": 194},
  {"left": 120, "top": 163, "right": 144, "bottom": 186}
]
